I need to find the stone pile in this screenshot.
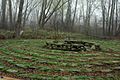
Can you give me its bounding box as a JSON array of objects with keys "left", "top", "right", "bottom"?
[{"left": 45, "top": 40, "right": 101, "bottom": 51}]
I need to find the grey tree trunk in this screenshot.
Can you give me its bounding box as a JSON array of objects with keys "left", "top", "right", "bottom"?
[
  {"left": 8, "top": 0, "right": 13, "bottom": 30},
  {"left": 101, "top": 0, "right": 106, "bottom": 36},
  {"left": 115, "top": 0, "right": 119, "bottom": 36},
  {"left": 1, "top": 0, "right": 7, "bottom": 29},
  {"left": 22, "top": 0, "right": 29, "bottom": 28},
  {"left": 72, "top": 0, "right": 78, "bottom": 27},
  {"left": 106, "top": 0, "right": 111, "bottom": 36},
  {"left": 65, "top": 0, "right": 72, "bottom": 32},
  {"left": 108, "top": 0, "right": 115, "bottom": 36},
  {"left": 61, "top": 0, "right": 64, "bottom": 31},
  {"left": 15, "top": 0, "right": 24, "bottom": 38}
]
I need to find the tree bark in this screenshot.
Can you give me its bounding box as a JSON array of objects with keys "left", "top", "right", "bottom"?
[
  {"left": 72, "top": 0, "right": 78, "bottom": 27},
  {"left": 8, "top": 0, "right": 13, "bottom": 30},
  {"left": 1, "top": 0, "right": 7, "bottom": 29},
  {"left": 15, "top": 0, "right": 24, "bottom": 38},
  {"left": 101, "top": 0, "right": 106, "bottom": 36}
]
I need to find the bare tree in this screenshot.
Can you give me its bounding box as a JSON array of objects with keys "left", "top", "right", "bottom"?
[
  {"left": 1, "top": 0, "right": 7, "bottom": 29},
  {"left": 65, "top": 0, "right": 72, "bottom": 32},
  {"left": 38, "top": 0, "right": 67, "bottom": 29},
  {"left": 13, "top": 1, "right": 19, "bottom": 24},
  {"left": 108, "top": 0, "right": 115, "bottom": 36},
  {"left": 61, "top": 0, "right": 65, "bottom": 31},
  {"left": 15, "top": 0, "right": 24, "bottom": 38},
  {"left": 84, "top": 0, "right": 96, "bottom": 35},
  {"left": 8, "top": 0, "right": 13, "bottom": 30},
  {"left": 115, "top": 0, "right": 118, "bottom": 36},
  {"left": 101, "top": 0, "right": 106, "bottom": 36},
  {"left": 72, "top": 0, "right": 78, "bottom": 27}
]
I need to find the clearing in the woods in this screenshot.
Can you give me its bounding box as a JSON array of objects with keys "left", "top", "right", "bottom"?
[{"left": 0, "top": 37, "right": 120, "bottom": 80}]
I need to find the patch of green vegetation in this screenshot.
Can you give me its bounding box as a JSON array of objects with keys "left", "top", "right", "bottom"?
[{"left": 0, "top": 36, "right": 120, "bottom": 79}]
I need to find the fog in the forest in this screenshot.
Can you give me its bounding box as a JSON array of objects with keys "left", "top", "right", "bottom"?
[{"left": 0, "top": 0, "right": 120, "bottom": 38}]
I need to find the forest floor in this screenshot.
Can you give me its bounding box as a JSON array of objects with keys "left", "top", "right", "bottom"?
[{"left": 0, "top": 33, "right": 120, "bottom": 80}]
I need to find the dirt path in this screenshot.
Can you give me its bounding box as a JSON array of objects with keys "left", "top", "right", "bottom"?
[
  {"left": 0, "top": 76, "right": 21, "bottom": 80},
  {"left": 0, "top": 52, "right": 2, "bottom": 54}
]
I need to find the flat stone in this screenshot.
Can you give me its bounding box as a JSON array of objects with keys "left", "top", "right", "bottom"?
[
  {"left": 114, "top": 54, "right": 120, "bottom": 57},
  {"left": 85, "top": 68, "right": 93, "bottom": 72},
  {"left": 106, "top": 53, "right": 112, "bottom": 56},
  {"left": 113, "top": 67, "right": 120, "bottom": 70},
  {"left": 16, "top": 64, "right": 26, "bottom": 68},
  {"left": 71, "top": 63, "right": 78, "bottom": 67},
  {"left": 107, "top": 74, "right": 113, "bottom": 77},
  {"left": 6, "top": 69, "right": 18, "bottom": 73},
  {"left": 84, "top": 65, "right": 93, "bottom": 68},
  {"left": 80, "top": 60, "right": 87, "bottom": 62},
  {"left": 94, "top": 63, "right": 103, "bottom": 66},
  {"left": 101, "top": 69, "right": 112, "bottom": 73},
  {"left": 111, "top": 61, "right": 120, "bottom": 63},
  {"left": 0, "top": 66, "right": 4, "bottom": 69},
  {"left": 87, "top": 58, "right": 94, "bottom": 60}
]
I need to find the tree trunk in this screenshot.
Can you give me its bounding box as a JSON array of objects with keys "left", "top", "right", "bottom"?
[
  {"left": 101, "top": 0, "right": 106, "bottom": 36},
  {"left": 1, "top": 0, "right": 7, "bottom": 29},
  {"left": 15, "top": 0, "right": 24, "bottom": 38},
  {"left": 65, "top": 0, "right": 72, "bottom": 32},
  {"left": 72, "top": 0, "right": 78, "bottom": 27},
  {"left": 8, "top": 0, "right": 13, "bottom": 30}
]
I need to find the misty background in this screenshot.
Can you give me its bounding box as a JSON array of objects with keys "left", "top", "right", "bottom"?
[{"left": 0, "top": 0, "right": 120, "bottom": 38}]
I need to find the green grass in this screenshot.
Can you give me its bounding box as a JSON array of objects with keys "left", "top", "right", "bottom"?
[{"left": 0, "top": 37, "right": 120, "bottom": 79}]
